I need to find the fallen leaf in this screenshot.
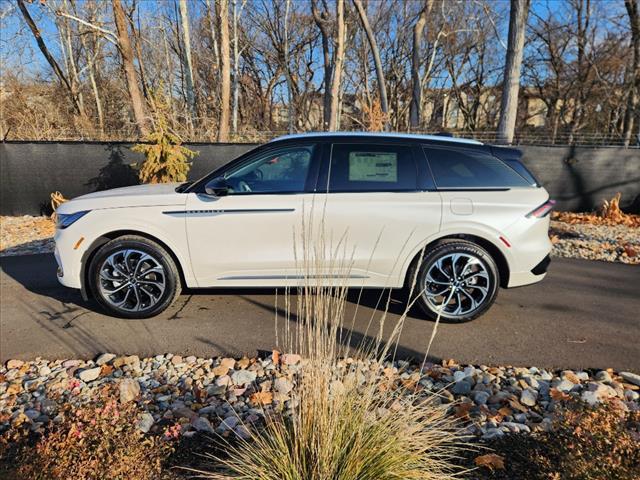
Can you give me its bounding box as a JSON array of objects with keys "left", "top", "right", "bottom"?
[
  {"left": 249, "top": 391, "right": 273, "bottom": 406},
  {"left": 624, "top": 244, "right": 637, "bottom": 257},
  {"left": 550, "top": 388, "right": 571, "bottom": 402},
  {"left": 475, "top": 453, "right": 505, "bottom": 471},
  {"left": 498, "top": 406, "right": 513, "bottom": 417},
  {"left": 455, "top": 402, "right": 473, "bottom": 420},
  {"left": 508, "top": 399, "right": 529, "bottom": 413}
]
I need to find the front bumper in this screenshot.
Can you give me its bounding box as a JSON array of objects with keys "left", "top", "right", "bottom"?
[
  {"left": 54, "top": 229, "right": 84, "bottom": 289},
  {"left": 531, "top": 254, "right": 551, "bottom": 275}
]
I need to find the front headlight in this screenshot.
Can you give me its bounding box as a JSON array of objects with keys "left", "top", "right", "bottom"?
[{"left": 56, "top": 210, "right": 91, "bottom": 229}]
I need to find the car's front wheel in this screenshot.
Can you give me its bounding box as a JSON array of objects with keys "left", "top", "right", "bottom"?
[
  {"left": 411, "top": 240, "right": 499, "bottom": 323},
  {"left": 88, "top": 235, "right": 181, "bottom": 318}
]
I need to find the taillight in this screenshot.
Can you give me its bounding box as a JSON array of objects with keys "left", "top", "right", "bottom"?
[{"left": 526, "top": 199, "right": 556, "bottom": 218}]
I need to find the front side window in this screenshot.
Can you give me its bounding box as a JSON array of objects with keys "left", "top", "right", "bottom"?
[
  {"left": 424, "top": 146, "right": 531, "bottom": 189},
  {"left": 324, "top": 144, "right": 417, "bottom": 192},
  {"left": 222, "top": 145, "right": 314, "bottom": 194}
]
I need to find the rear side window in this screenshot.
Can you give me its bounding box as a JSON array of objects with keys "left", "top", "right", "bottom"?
[
  {"left": 424, "top": 146, "right": 531, "bottom": 189},
  {"left": 324, "top": 144, "right": 417, "bottom": 192}
]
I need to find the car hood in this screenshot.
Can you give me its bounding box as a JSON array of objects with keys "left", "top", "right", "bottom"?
[{"left": 58, "top": 183, "right": 187, "bottom": 213}]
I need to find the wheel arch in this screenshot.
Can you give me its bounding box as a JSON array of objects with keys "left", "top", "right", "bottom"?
[
  {"left": 403, "top": 233, "right": 510, "bottom": 289},
  {"left": 80, "top": 230, "right": 190, "bottom": 300}
]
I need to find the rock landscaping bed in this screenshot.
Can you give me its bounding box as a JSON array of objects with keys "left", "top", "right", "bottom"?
[
  {"left": 2, "top": 353, "right": 638, "bottom": 443},
  {"left": 0, "top": 216, "right": 55, "bottom": 257}
]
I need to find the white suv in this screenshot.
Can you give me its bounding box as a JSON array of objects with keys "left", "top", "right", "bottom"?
[{"left": 54, "top": 133, "right": 553, "bottom": 321}]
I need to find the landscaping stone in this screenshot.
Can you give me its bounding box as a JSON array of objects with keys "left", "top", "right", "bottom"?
[
  {"left": 620, "top": 372, "right": 640, "bottom": 387},
  {"left": 1, "top": 353, "right": 637, "bottom": 444},
  {"left": 78, "top": 367, "right": 101, "bottom": 383},
  {"left": 119, "top": 378, "right": 141, "bottom": 403}
]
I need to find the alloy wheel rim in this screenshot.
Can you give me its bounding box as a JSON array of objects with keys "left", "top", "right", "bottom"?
[
  {"left": 98, "top": 249, "right": 166, "bottom": 312},
  {"left": 422, "top": 253, "right": 490, "bottom": 317}
]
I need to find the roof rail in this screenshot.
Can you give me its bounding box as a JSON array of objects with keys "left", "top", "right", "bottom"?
[{"left": 270, "top": 131, "right": 483, "bottom": 145}]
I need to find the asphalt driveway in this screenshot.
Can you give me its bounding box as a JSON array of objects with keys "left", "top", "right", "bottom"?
[{"left": 1, "top": 253, "right": 638, "bottom": 371}]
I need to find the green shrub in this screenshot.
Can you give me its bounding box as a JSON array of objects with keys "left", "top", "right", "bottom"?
[{"left": 131, "top": 92, "right": 196, "bottom": 184}]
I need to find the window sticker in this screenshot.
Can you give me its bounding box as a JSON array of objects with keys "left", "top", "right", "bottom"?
[{"left": 348, "top": 152, "right": 398, "bottom": 182}]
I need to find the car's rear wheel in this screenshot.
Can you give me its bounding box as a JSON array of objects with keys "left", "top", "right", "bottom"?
[
  {"left": 410, "top": 240, "right": 499, "bottom": 323},
  {"left": 88, "top": 235, "right": 181, "bottom": 319}
]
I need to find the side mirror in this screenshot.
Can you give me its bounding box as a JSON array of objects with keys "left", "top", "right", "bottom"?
[{"left": 204, "top": 177, "right": 229, "bottom": 197}]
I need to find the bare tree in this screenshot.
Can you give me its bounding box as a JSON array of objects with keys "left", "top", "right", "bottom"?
[
  {"left": 624, "top": 0, "right": 640, "bottom": 147},
  {"left": 353, "top": 0, "right": 388, "bottom": 129},
  {"left": 16, "top": 0, "right": 87, "bottom": 121},
  {"left": 112, "top": 0, "right": 149, "bottom": 136},
  {"left": 497, "top": 0, "right": 530, "bottom": 144},
  {"left": 410, "top": 0, "right": 434, "bottom": 129},
  {"left": 327, "top": 0, "right": 345, "bottom": 131},
  {"left": 178, "top": 0, "right": 197, "bottom": 120},
  {"left": 217, "top": 0, "right": 231, "bottom": 141}
]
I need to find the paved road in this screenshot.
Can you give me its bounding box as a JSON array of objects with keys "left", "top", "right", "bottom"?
[{"left": 1, "top": 254, "right": 638, "bottom": 371}]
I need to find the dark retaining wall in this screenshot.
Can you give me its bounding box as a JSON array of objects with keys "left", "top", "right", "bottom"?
[{"left": 1, "top": 141, "right": 638, "bottom": 215}]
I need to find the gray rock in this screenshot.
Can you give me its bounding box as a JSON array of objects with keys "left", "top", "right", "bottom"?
[
  {"left": 96, "top": 353, "right": 116, "bottom": 365},
  {"left": 473, "top": 391, "right": 491, "bottom": 405},
  {"left": 24, "top": 409, "right": 40, "bottom": 420},
  {"left": 274, "top": 377, "right": 294, "bottom": 395},
  {"left": 192, "top": 416, "right": 215, "bottom": 434},
  {"left": 620, "top": 372, "right": 640, "bottom": 387},
  {"left": 137, "top": 413, "right": 154, "bottom": 433},
  {"left": 595, "top": 370, "right": 612, "bottom": 383},
  {"left": 556, "top": 379, "right": 575, "bottom": 393},
  {"left": 452, "top": 381, "right": 471, "bottom": 395},
  {"left": 520, "top": 389, "right": 537, "bottom": 407},
  {"left": 219, "top": 416, "right": 239, "bottom": 430},
  {"left": 119, "top": 378, "right": 141, "bottom": 403},
  {"left": 78, "top": 367, "right": 101, "bottom": 383},
  {"left": 231, "top": 369, "right": 257, "bottom": 386},
  {"left": 234, "top": 425, "right": 251, "bottom": 440},
  {"left": 581, "top": 390, "right": 601, "bottom": 406}
]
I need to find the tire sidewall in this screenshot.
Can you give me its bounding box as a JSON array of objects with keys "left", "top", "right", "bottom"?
[
  {"left": 89, "top": 239, "right": 178, "bottom": 319},
  {"left": 415, "top": 241, "right": 499, "bottom": 323}
]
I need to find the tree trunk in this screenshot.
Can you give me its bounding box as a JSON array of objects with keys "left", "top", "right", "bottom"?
[
  {"left": 410, "top": 0, "right": 433, "bottom": 129},
  {"left": 17, "top": 0, "right": 86, "bottom": 118},
  {"left": 231, "top": 0, "right": 241, "bottom": 133},
  {"left": 327, "top": 0, "right": 345, "bottom": 131},
  {"left": 283, "top": 0, "right": 295, "bottom": 133},
  {"left": 353, "top": 0, "right": 388, "bottom": 129},
  {"left": 624, "top": 0, "right": 640, "bottom": 147},
  {"left": 497, "top": 0, "right": 530, "bottom": 144},
  {"left": 311, "top": 0, "right": 333, "bottom": 130},
  {"left": 112, "top": 0, "right": 149, "bottom": 136},
  {"left": 217, "top": 0, "right": 231, "bottom": 142},
  {"left": 179, "top": 0, "right": 197, "bottom": 120}
]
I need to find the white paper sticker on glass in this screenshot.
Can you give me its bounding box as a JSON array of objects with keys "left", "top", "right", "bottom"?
[{"left": 348, "top": 152, "right": 398, "bottom": 182}]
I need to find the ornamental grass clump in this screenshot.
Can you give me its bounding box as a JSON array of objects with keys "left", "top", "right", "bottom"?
[
  {"left": 131, "top": 92, "right": 197, "bottom": 184},
  {"left": 195, "top": 210, "right": 468, "bottom": 480}
]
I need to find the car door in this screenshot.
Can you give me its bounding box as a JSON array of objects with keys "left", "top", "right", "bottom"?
[
  {"left": 314, "top": 142, "right": 442, "bottom": 287},
  {"left": 184, "top": 143, "right": 320, "bottom": 287}
]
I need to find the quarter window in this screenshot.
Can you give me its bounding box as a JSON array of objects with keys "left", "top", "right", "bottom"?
[
  {"left": 325, "top": 144, "right": 417, "bottom": 192},
  {"left": 223, "top": 145, "right": 314, "bottom": 194},
  {"left": 424, "top": 147, "right": 531, "bottom": 189}
]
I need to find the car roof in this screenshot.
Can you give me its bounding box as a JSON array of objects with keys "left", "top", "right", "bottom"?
[{"left": 270, "top": 131, "right": 483, "bottom": 146}]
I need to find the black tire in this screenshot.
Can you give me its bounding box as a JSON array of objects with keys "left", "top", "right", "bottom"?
[
  {"left": 408, "top": 239, "right": 499, "bottom": 323},
  {"left": 88, "top": 235, "right": 181, "bottom": 319}
]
